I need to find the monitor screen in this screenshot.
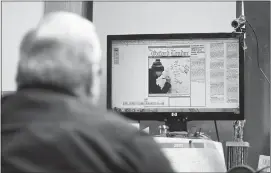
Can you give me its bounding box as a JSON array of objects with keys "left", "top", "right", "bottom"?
[{"left": 107, "top": 33, "right": 244, "bottom": 120}]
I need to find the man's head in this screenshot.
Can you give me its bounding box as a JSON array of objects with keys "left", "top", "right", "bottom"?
[
  {"left": 16, "top": 12, "right": 102, "bottom": 104},
  {"left": 151, "top": 59, "right": 164, "bottom": 78}
]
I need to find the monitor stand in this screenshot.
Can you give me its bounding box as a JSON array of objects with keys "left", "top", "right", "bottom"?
[{"left": 165, "top": 117, "right": 188, "bottom": 132}]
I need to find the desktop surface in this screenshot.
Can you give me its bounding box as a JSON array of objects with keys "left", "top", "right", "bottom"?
[{"left": 154, "top": 137, "right": 227, "bottom": 172}]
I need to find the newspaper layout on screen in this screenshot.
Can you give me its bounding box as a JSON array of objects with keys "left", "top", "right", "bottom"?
[{"left": 111, "top": 39, "right": 240, "bottom": 113}]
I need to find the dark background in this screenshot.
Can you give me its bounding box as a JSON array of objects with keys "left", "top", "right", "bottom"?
[{"left": 238, "top": 1, "right": 270, "bottom": 168}]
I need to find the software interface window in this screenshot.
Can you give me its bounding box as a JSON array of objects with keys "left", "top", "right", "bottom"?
[{"left": 111, "top": 39, "right": 240, "bottom": 113}]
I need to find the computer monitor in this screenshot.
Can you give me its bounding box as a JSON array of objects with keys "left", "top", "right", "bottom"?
[{"left": 107, "top": 33, "right": 244, "bottom": 124}]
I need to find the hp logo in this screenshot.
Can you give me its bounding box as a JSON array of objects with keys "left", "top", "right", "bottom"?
[{"left": 171, "top": 113, "right": 177, "bottom": 117}]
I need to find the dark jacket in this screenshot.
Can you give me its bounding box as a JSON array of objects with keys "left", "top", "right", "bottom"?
[
  {"left": 1, "top": 85, "right": 174, "bottom": 173},
  {"left": 149, "top": 69, "right": 171, "bottom": 94}
]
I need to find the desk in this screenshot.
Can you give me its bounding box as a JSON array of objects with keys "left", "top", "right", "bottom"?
[{"left": 154, "top": 137, "right": 226, "bottom": 172}]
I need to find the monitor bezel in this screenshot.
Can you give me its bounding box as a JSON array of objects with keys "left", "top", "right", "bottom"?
[{"left": 107, "top": 33, "right": 245, "bottom": 121}]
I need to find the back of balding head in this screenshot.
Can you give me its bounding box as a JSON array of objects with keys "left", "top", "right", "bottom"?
[
  {"left": 37, "top": 12, "right": 95, "bottom": 38},
  {"left": 17, "top": 12, "right": 102, "bottom": 96},
  {"left": 23, "top": 11, "right": 101, "bottom": 63}
]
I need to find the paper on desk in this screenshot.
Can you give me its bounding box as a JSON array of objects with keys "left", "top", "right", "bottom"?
[
  {"left": 154, "top": 137, "right": 226, "bottom": 172},
  {"left": 162, "top": 147, "right": 226, "bottom": 172},
  {"left": 258, "top": 155, "right": 270, "bottom": 172}
]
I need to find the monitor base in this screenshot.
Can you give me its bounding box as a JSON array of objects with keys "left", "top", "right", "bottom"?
[{"left": 165, "top": 117, "right": 188, "bottom": 132}]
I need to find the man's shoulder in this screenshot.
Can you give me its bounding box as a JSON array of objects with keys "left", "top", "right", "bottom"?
[
  {"left": 2, "top": 94, "right": 174, "bottom": 172},
  {"left": 76, "top": 108, "right": 141, "bottom": 138},
  {"left": 68, "top": 106, "right": 154, "bottom": 147}
]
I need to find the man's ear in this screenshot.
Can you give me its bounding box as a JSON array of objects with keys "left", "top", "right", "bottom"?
[
  {"left": 90, "top": 76, "right": 101, "bottom": 105},
  {"left": 19, "top": 29, "right": 37, "bottom": 57},
  {"left": 84, "top": 72, "right": 93, "bottom": 96}
]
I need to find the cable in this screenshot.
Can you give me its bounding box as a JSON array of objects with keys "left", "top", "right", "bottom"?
[
  {"left": 246, "top": 20, "right": 270, "bottom": 85},
  {"left": 214, "top": 120, "right": 220, "bottom": 142},
  {"left": 255, "top": 166, "right": 270, "bottom": 173}
]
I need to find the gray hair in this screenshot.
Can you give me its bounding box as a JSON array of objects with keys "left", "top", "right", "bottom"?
[{"left": 16, "top": 12, "right": 101, "bottom": 94}]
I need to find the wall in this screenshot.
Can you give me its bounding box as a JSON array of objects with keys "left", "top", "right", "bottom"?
[
  {"left": 2, "top": 2, "right": 44, "bottom": 91},
  {"left": 44, "top": 1, "right": 86, "bottom": 16}
]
